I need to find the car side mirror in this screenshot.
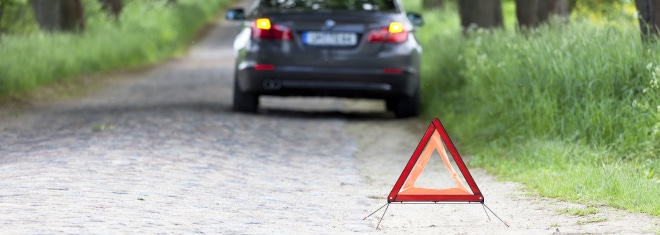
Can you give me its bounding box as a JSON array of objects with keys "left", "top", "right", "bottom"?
[
  {"left": 226, "top": 8, "right": 246, "bottom": 21},
  {"left": 407, "top": 12, "right": 424, "bottom": 27}
]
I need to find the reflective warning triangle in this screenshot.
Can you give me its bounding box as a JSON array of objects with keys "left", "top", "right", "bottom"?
[{"left": 388, "top": 118, "right": 483, "bottom": 203}]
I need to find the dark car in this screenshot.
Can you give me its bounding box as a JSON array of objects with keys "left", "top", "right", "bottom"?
[{"left": 225, "top": 0, "right": 424, "bottom": 118}]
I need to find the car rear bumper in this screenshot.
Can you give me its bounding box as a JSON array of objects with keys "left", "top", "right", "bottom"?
[{"left": 235, "top": 64, "right": 419, "bottom": 99}]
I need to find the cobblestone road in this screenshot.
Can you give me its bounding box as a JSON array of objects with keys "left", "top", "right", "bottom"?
[
  {"left": 4, "top": 2, "right": 660, "bottom": 234},
  {"left": 0, "top": 12, "right": 377, "bottom": 234}
]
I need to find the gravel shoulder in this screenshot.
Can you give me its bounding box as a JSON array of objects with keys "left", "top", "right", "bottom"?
[{"left": 343, "top": 110, "right": 660, "bottom": 234}]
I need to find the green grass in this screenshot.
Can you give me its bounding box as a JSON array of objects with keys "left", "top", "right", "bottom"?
[
  {"left": 576, "top": 216, "right": 608, "bottom": 225},
  {"left": 0, "top": 0, "right": 230, "bottom": 95},
  {"left": 412, "top": 2, "right": 660, "bottom": 216},
  {"left": 557, "top": 206, "right": 599, "bottom": 217}
]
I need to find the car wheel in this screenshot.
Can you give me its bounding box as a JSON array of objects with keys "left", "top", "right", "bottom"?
[
  {"left": 385, "top": 98, "right": 397, "bottom": 112},
  {"left": 233, "top": 75, "right": 258, "bottom": 113},
  {"left": 393, "top": 86, "right": 420, "bottom": 118}
]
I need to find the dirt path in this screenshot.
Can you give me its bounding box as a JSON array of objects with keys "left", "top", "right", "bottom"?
[{"left": 344, "top": 111, "right": 660, "bottom": 234}]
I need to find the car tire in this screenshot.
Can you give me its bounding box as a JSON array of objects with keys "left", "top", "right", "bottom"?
[
  {"left": 233, "top": 75, "right": 258, "bottom": 113},
  {"left": 393, "top": 86, "right": 420, "bottom": 118},
  {"left": 385, "top": 98, "right": 397, "bottom": 112}
]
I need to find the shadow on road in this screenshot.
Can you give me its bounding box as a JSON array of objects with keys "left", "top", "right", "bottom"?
[
  {"left": 259, "top": 107, "right": 396, "bottom": 120},
  {"left": 52, "top": 102, "right": 233, "bottom": 116}
]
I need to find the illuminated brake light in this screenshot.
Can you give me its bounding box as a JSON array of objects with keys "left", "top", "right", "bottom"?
[
  {"left": 255, "top": 18, "right": 271, "bottom": 30},
  {"left": 366, "top": 22, "right": 408, "bottom": 43},
  {"left": 252, "top": 18, "right": 292, "bottom": 40},
  {"left": 255, "top": 64, "right": 275, "bottom": 70}
]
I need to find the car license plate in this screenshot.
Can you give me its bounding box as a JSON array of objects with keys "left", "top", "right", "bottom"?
[{"left": 303, "top": 32, "right": 357, "bottom": 46}]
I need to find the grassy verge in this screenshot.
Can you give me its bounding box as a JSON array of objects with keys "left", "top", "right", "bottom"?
[
  {"left": 0, "top": 0, "right": 231, "bottom": 96},
  {"left": 410, "top": 3, "right": 660, "bottom": 216}
]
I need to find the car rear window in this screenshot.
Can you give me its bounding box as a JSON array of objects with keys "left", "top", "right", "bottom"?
[{"left": 259, "top": 0, "right": 398, "bottom": 12}]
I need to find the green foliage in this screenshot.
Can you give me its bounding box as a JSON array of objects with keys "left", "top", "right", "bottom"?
[
  {"left": 413, "top": 1, "right": 660, "bottom": 216},
  {"left": 576, "top": 216, "right": 608, "bottom": 225},
  {"left": 0, "top": 0, "right": 39, "bottom": 34},
  {"left": 570, "top": 0, "right": 636, "bottom": 22},
  {"left": 557, "top": 206, "right": 599, "bottom": 216},
  {"left": 0, "top": 0, "right": 230, "bottom": 94}
]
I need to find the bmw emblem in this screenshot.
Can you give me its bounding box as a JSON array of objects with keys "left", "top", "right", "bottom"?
[{"left": 325, "top": 19, "right": 335, "bottom": 28}]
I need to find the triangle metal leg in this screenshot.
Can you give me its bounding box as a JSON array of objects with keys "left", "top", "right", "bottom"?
[
  {"left": 376, "top": 203, "right": 390, "bottom": 230},
  {"left": 363, "top": 203, "right": 391, "bottom": 230},
  {"left": 482, "top": 203, "right": 492, "bottom": 221},
  {"left": 482, "top": 203, "right": 509, "bottom": 227}
]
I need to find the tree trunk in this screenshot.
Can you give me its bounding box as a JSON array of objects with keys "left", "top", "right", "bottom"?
[
  {"left": 547, "top": 0, "right": 569, "bottom": 16},
  {"left": 0, "top": 2, "right": 5, "bottom": 34},
  {"left": 99, "top": 0, "right": 122, "bottom": 18},
  {"left": 635, "top": 0, "right": 660, "bottom": 42},
  {"left": 0, "top": 2, "right": 5, "bottom": 26},
  {"left": 516, "top": 0, "right": 569, "bottom": 30},
  {"left": 30, "top": 0, "right": 61, "bottom": 31},
  {"left": 515, "top": 0, "right": 540, "bottom": 29},
  {"left": 422, "top": 0, "right": 444, "bottom": 9},
  {"left": 546, "top": 0, "right": 568, "bottom": 24},
  {"left": 537, "top": 0, "right": 549, "bottom": 24},
  {"left": 459, "top": 0, "right": 503, "bottom": 32},
  {"left": 60, "top": 0, "right": 84, "bottom": 31},
  {"left": 30, "top": 0, "right": 85, "bottom": 32}
]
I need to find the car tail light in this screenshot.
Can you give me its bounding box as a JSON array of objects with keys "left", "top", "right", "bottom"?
[
  {"left": 252, "top": 18, "right": 292, "bottom": 40},
  {"left": 367, "top": 22, "right": 408, "bottom": 43},
  {"left": 389, "top": 22, "right": 404, "bottom": 33},
  {"left": 254, "top": 64, "right": 275, "bottom": 70},
  {"left": 383, "top": 68, "right": 404, "bottom": 74}
]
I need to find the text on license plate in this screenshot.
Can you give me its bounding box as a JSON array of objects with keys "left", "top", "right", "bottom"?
[{"left": 303, "top": 32, "right": 357, "bottom": 46}]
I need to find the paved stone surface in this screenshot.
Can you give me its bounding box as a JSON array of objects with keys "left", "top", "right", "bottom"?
[
  {"left": 0, "top": 12, "right": 376, "bottom": 234},
  {"left": 4, "top": 2, "right": 660, "bottom": 234}
]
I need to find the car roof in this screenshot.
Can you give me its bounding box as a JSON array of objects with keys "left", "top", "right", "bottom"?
[{"left": 247, "top": 0, "right": 403, "bottom": 14}]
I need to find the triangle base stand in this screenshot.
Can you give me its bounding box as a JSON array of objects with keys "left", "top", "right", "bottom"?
[{"left": 363, "top": 202, "right": 510, "bottom": 230}]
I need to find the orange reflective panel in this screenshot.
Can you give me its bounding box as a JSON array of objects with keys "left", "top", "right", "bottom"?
[{"left": 399, "top": 130, "right": 471, "bottom": 196}]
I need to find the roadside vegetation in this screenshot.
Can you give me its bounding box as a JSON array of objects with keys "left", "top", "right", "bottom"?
[
  {"left": 407, "top": 1, "right": 660, "bottom": 216},
  {"left": 0, "top": 0, "right": 229, "bottom": 95}
]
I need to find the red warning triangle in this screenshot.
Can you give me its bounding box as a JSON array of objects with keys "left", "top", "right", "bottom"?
[{"left": 388, "top": 118, "right": 483, "bottom": 203}]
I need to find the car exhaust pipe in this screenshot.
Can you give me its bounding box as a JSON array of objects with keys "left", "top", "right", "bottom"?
[{"left": 263, "top": 79, "right": 282, "bottom": 90}]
